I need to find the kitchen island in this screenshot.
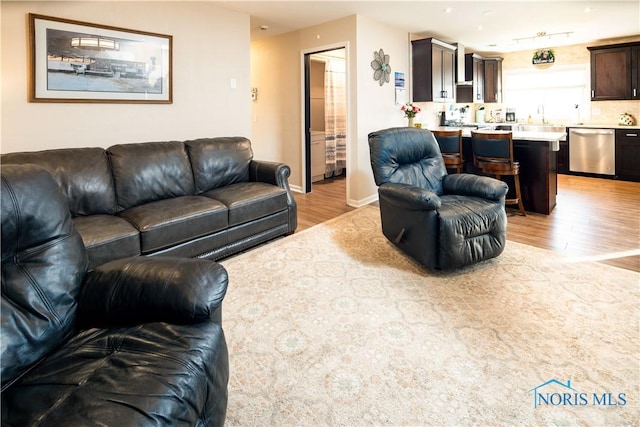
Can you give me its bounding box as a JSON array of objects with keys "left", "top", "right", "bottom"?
[{"left": 429, "top": 127, "right": 566, "bottom": 215}]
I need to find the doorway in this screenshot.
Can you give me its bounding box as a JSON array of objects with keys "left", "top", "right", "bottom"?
[{"left": 303, "top": 47, "right": 347, "bottom": 195}]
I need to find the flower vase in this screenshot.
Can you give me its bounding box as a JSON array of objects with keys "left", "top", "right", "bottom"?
[{"left": 407, "top": 117, "right": 414, "bottom": 128}]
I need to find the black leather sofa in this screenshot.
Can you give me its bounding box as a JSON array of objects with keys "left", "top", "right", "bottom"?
[
  {"left": 1, "top": 164, "right": 229, "bottom": 425},
  {"left": 2, "top": 137, "right": 297, "bottom": 269}
]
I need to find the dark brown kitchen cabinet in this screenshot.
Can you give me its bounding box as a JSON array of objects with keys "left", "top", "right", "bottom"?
[
  {"left": 632, "top": 45, "right": 640, "bottom": 99},
  {"left": 557, "top": 140, "right": 569, "bottom": 174},
  {"left": 483, "top": 57, "right": 502, "bottom": 103},
  {"left": 457, "top": 53, "right": 484, "bottom": 103},
  {"left": 615, "top": 128, "right": 640, "bottom": 181},
  {"left": 588, "top": 42, "right": 640, "bottom": 100},
  {"left": 412, "top": 38, "right": 456, "bottom": 102}
]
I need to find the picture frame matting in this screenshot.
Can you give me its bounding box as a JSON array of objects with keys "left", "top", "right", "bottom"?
[{"left": 29, "top": 13, "right": 172, "bottom": 103}]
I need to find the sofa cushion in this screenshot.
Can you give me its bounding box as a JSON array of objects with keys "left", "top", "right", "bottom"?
[
  {"left": 1, "top": 321, "right": 229, "bottom": 426},
  {"left": 1, "top": 148, "right": 117, "bottom": 216},
  {"left": 72, "top": 215, "right": 141, "bottom": 270},
  {"left": 204, "top": 182, "right": 288, "bottom": 226},
  {"left": 185, "top": 137, "right": 252, "bottom": 193},
  {"left": 119, "top": 196, "right": 228, "bottom": 254},
  {"left": 108, "top": 141, "right": 195, "bottom": 210}
]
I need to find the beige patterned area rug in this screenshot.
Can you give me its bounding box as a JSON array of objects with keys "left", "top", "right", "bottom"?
[{"left": 220, "top": 205, "right": 639, "bottom": 426}]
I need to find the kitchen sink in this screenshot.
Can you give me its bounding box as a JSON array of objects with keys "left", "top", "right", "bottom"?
[
  {"left": 487, "top": 123, "right": 566, "bottom": 133},
  {"left": 514, "top": 124, "right": 567, "bottom": 133}
]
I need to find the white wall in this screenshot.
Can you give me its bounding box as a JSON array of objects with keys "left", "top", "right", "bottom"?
[
  {"left": 1, "top": 1, "right": 251, "bottom": 153},
  {"left": 250, "top": 31, "right": 304, "bottom": 169},
  {"left": 250, "top": 16, "right": 357, "bottom": 193},
  {"left": 353, "top": 15, "right": 411, "bottom": 204},
  {"left": 251, "top": 14, "right": 410, "bottom": 205}
]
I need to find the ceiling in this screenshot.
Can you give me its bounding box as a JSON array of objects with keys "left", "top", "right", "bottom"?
[{"left": 214, "top": 1, "right": 640, "bottom": 53}]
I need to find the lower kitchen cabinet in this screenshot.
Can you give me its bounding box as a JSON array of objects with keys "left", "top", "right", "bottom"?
[
  {"left": 557, "top": 140, "right": 569, "bottom": 174},
  {"left": 311, "top": 131, "right": 326, "bottom": 182},
  {"left": 615, "top": 128, "right": 640, "bottom": 181}
]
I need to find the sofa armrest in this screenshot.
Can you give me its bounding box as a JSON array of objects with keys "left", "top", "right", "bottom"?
[
  {"left": 249, "top": 160, "right": 291, "bottom": 188},
  {"left": 379, "top": 183, "right": 441, "bottom": 211},
  {"left": 77, "top": 257, "right": 228, "bottom": 329},
  {"left": 250, "top": 159, "right": 297, "bottom": 234},
  {"left": 442, "top": 174, "right": 508, "bottom": 201}
]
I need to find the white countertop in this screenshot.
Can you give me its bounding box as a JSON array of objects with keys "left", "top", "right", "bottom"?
[
  {"left": 513, "top": 130, "right": 567, "bottom": 142},
  {"left": 452, "top": 121, "right": 639, "bottom": 129},
  {"left": 566, "top": 124, "right": 639, "bottom": 130},
  {"left": 429, "top": 126, "right": 566, "bottom": 142}
]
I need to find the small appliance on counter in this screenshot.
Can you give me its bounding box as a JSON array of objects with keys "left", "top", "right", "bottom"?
[
  {"left": 505, "top": 108, "right": 516, "bottom": 122},
  {"left": 475, "top": 107, "right": 485, "bottom": 123},
  {"left": 459, "top": 105, "right": 470, "bottom": 123}
]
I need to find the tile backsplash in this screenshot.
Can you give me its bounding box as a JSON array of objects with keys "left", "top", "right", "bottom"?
[{"left": 413, "top": 100, "right": 640, "bottom": 127}]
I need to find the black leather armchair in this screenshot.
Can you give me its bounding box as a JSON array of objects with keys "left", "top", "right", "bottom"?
[
  {"left": 368, "top": 127, "right": 509, "bottom": 270},
  {"left": 1, "top": 165, "right": 229, "bottom": 426}
]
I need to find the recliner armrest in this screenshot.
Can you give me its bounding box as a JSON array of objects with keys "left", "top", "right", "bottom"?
[
  {"left": 379, "top": 183, "right": 441, "bottom": 211},
  {"left": 249, "top": 160, "right": 291, "bottom": 187},
  {"left": 77, "top": 257, "right": 228, "bottom": 329},
  {"left": 442, "top": 174, "right": 508, "bottom": 201}
]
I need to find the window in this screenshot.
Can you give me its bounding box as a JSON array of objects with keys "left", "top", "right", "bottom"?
[{"left": 503, "top": 65, "right": 589, "bottom": 124}]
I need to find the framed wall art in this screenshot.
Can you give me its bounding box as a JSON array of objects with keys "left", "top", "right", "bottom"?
[{"left": 29, "top": 13, "right": 172, "bottom": 103}]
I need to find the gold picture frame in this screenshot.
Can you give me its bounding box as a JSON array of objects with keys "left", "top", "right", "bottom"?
[{"left": 29, "top": 13, "right": 172, "bottom": 103}]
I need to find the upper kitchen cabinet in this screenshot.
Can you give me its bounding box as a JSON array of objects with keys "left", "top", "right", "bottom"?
[
  {"left": 588, "top": 42, "right": 640, "bottom": 100},
  {"left": 412, "top": 38, "right": 456, "bottom": 102},
  {"left": 634, "top": 45, "right": 640, "bottom": 99},
  {"left": 484, "top": 57, "right": 502, "bottom": 103},
  {"left": 457, "top": 53, "right": 484, "bottom": 103}
]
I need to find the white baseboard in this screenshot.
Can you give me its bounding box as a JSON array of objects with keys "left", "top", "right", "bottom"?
[
  {"left": 347, "top": 193, "right": 378, "bottom": 208},
  {"left": 289, "top": 184, "right": 378, "bottom": 209}
]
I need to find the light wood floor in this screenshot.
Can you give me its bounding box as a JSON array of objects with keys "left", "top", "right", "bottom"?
[{"left": 294, "top": 175, "right": 640, "bottom": 272}]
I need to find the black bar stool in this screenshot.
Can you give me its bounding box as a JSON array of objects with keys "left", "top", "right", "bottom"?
[
  {"left": 471, "top": 130, "right": 526, "bottom": 216},
  {"left": 432, "top": 129, "right": 464, "bottom": 174}
]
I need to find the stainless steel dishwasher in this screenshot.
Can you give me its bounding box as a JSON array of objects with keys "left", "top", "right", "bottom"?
[{"left": 569, "top": 128, "right": 615, "bottom": 175}]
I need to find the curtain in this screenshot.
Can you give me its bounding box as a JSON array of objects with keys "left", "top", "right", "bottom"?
[{"left": 324, "top": 59, "right": 346, "bottom": 177}]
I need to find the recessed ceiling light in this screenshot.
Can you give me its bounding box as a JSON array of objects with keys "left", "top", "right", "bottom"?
[
  {"left": 584, "top": 7, "right": 593, "bottom": 13},
  {"left": 477, "top": 26, "right": 483, "bottom": 31},
  {"left": 444, "top": 8, "right": 452, "bottom": 13}
]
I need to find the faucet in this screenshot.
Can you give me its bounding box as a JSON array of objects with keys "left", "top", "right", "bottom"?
[{"left": 537, "top": 105, "right": 546, "bottom": 124}]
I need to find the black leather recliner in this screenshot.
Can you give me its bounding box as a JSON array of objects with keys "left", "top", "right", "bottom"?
[
  {"left": 368, "top": 127, "right": 509, "bottom": 270},
  {"left": 1, "top": 165, "right": 229, "bottom": 426}
]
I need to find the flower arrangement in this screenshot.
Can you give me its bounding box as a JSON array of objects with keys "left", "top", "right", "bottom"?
[
  {"left": 401, "top": 102, "right": 421, "bottom": 118},
  {"left": 532, "top": 49, "right": 555, "bottom": 64}
]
